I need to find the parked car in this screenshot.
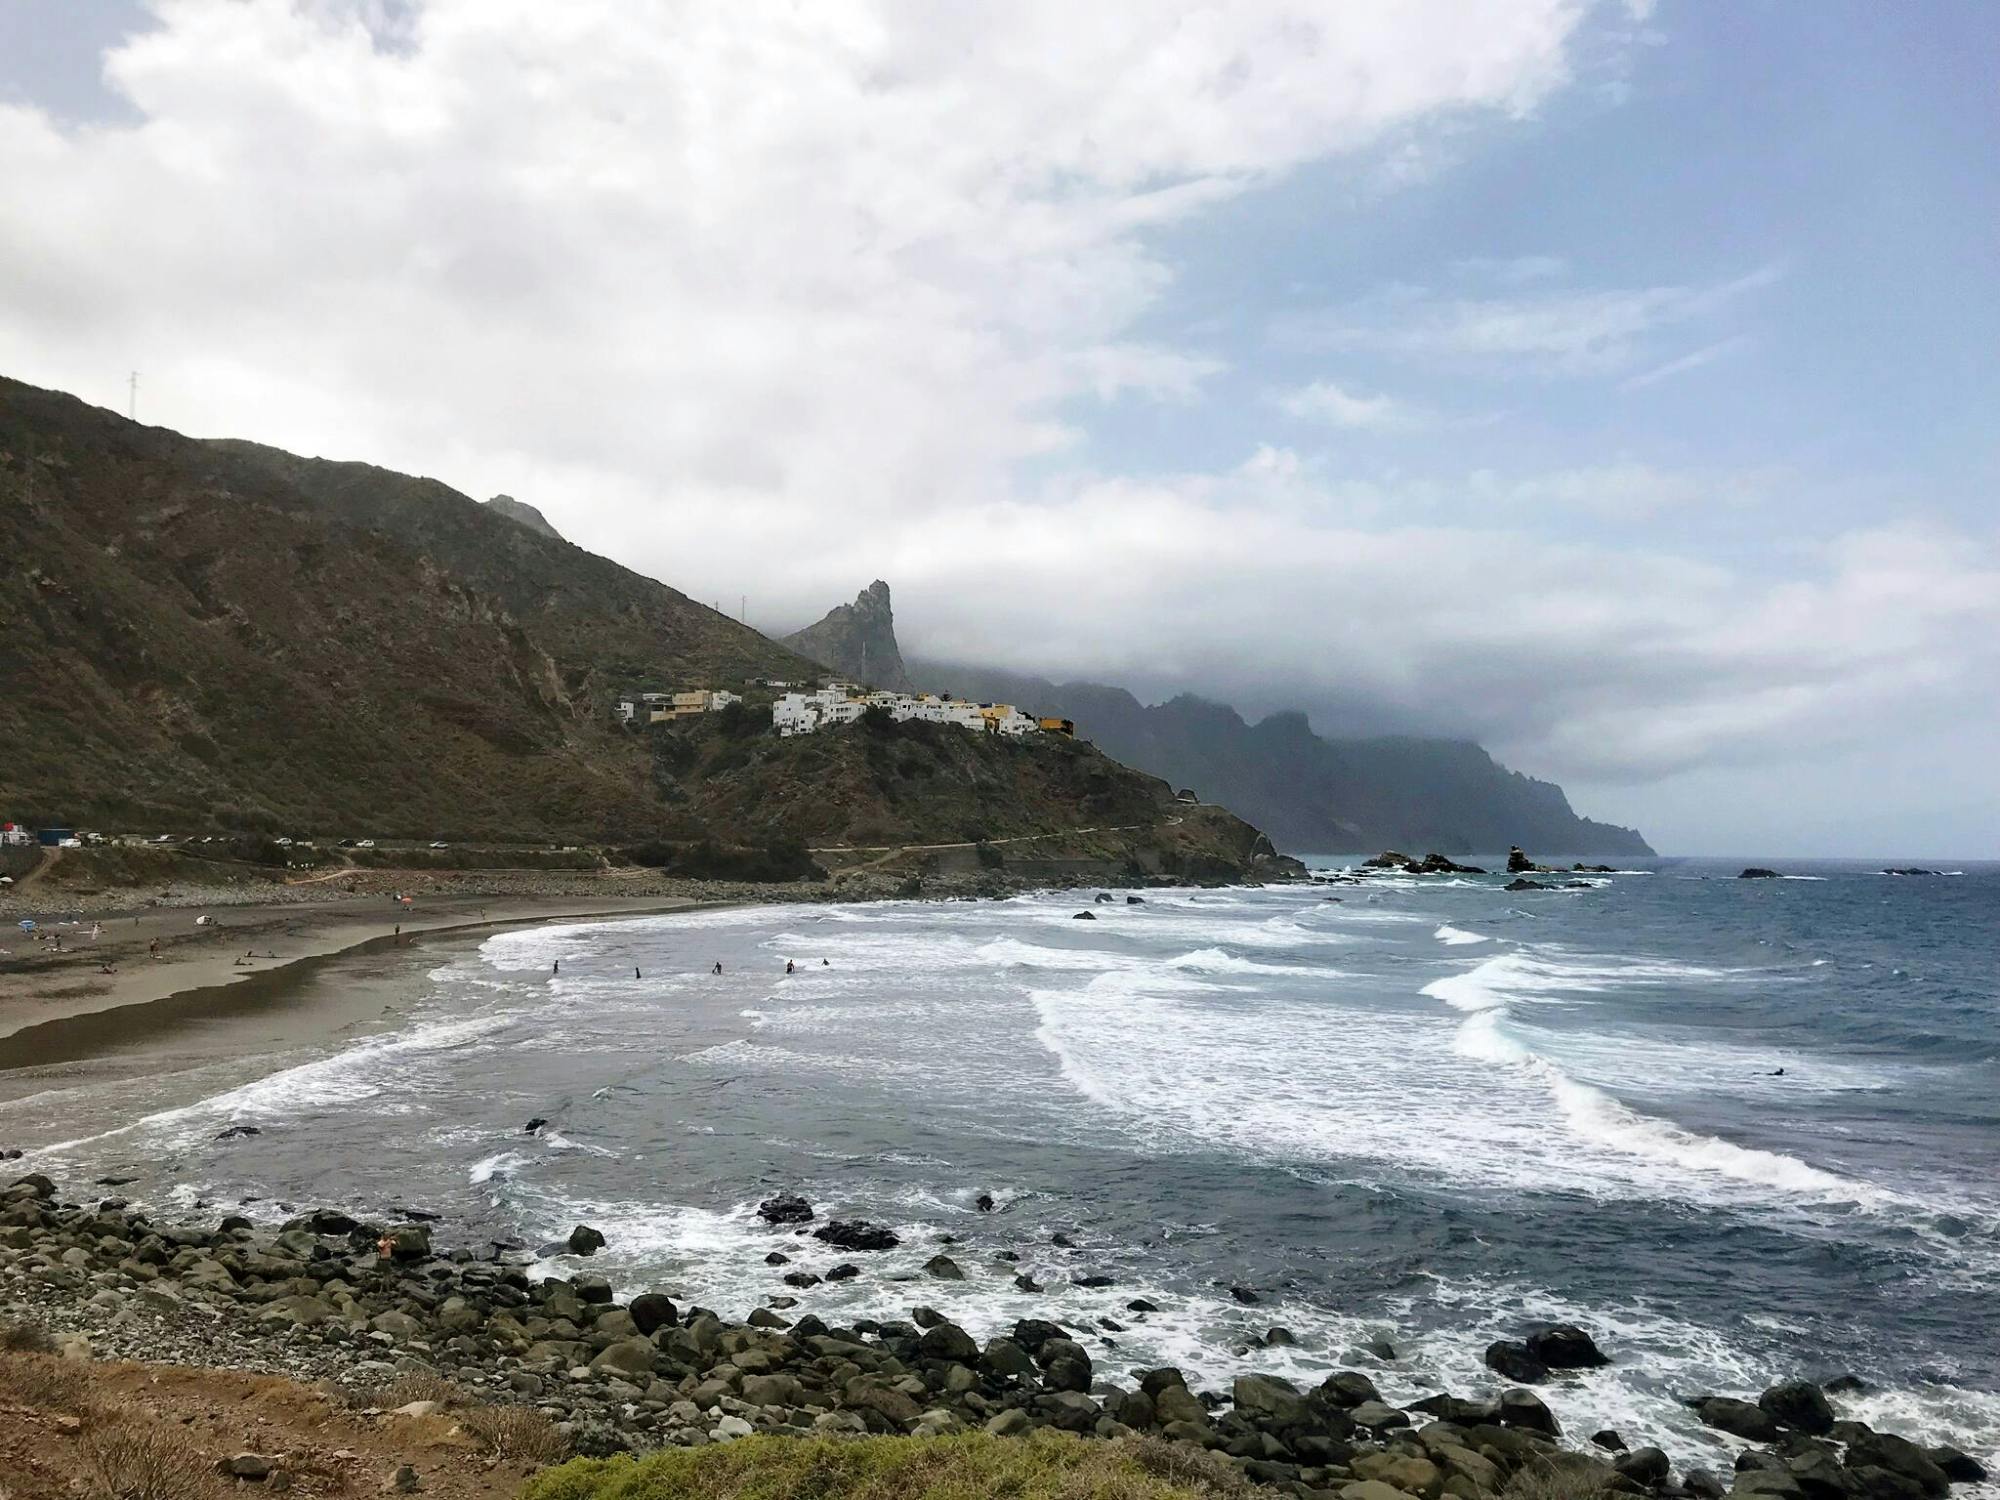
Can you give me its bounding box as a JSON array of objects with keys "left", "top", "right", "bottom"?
[
  {"left": 356, "top": 839, "right": 376, "bottom": 849},
  {"left": 429, "top": 841, "right": 449, "bottom": 849}
]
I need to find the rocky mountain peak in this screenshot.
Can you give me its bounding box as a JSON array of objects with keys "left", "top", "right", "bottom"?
[
  {"left": 784, "top": 579, "right": 914, "bottom": 691},
  {"left": 483, "top": 493, "right": 564, "bottom": 542}
]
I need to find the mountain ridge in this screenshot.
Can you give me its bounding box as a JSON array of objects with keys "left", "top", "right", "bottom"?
[
  {"left": 778, "top": 579, "right": 1648, "bottom": 855},
  {"left": 0, "top": 376, "right": 1288, "bottom": 880},
  {"left": 912, "top": 661, "right": 1652, "bottom": 856}
]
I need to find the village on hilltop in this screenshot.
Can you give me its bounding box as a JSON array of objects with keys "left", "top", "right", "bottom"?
[{"left": 614, "top": 680, "right": 1075, "bottom": 739}]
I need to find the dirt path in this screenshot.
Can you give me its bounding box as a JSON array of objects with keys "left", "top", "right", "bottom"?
[
  {"left": 810, "top": 819, "right": 1155, "bottom": 857},
  {"left": 10, "top": 844, "right": 62, "bottom": 893}
]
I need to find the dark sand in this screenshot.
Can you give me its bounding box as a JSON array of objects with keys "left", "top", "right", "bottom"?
[{"left": 0, "top": 895, "right": 717, "bottom": 1104}]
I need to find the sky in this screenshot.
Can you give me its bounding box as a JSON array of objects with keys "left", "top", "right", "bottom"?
[{"left": 1, "top": 0, "right": 1995, "bottom": 857}]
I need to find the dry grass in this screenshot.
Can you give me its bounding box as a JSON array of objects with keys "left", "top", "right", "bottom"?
[
  {"left": 351, "top": 1367, "right": 467, "bottom": 1410},
  {"left": 1119, "top": 1437, "right": 1256, "bottom": 1499},
  {"left": 83, "top": 1418, "right": 225, "bottom": 1500},
  {"left": 524, "top": 1430, "right": 1258, "bottom": 1500},
  {"left": 1501, "top": 1455, "right": 1620, "bottom": 1500},
  {"left": 462, "top": 1403, "right": 572, "bottom": 1465},
  {"left": 0, "top": 1319, "right": 57, "bottom": 1354},
  {"left": 0, "top": 1351, "right": 93, "bottom": 1413}
]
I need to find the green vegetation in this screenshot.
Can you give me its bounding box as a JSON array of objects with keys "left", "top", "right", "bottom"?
[
  {"left": 623, "top": 836, "right": 823, "bottom": 882},
  {"left": 524, "top": 1432, "right": 1252, "bottom": 1500}
]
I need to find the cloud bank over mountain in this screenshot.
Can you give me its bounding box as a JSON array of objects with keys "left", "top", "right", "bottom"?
[{"left": 1, "top": 0, "right": 1994, "bottom": 853}]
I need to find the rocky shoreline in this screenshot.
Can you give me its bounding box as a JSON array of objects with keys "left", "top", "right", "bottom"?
[{"left": 2, "top": 1172, "right": 1987, "bottom": 1499}]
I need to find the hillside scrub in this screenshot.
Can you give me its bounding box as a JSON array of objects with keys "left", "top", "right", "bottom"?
[
  {"left": 524, "top": 1432, "right": 1254, "bottom": 1500},
  {"left": 622, "top": 836, "right": 823, "bottom": 882}
]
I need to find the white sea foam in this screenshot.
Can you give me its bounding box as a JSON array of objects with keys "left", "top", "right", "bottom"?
[
  {"left": 1434, "top": 925, "right": 1491, "bottom": 945},
  {"left": 1420, "top": 948, "right": 1743, "bottom": 1014},
  {"left": 1162, "top": 947, "right": 1330, "bottom": 977},
  {"left": 1452, "top": 1012, "right": 1867, "bottom": 1199},
  {"left": 28, "top": 1010, "right": 517, "bottom": 1159},
  {"left": 469, "top": 1150, "right": 525, "bottom": 1185}
]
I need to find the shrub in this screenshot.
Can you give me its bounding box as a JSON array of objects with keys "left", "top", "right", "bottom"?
[
  {"left": 82, "top": 1417, "right": 224, "bottom": 1500},
  {"left": 0, "top": 1319, "right": 56, "bottom": 1353},
  {"left": 523, "top": 1431, "right": 1252, "bottom": 1500},
  {"left": 626, "top": 840, "right": 676, "bottom": 869},
  {"left": 0, "top": 1350, "right": 90, "bottom": 1413},
  {"left": 712, "top": 701, "right": 765, "bottom": 739},
  {"left": 651, "top": 837, "right": 824, "bottom": 883},
  {"left": 974, "top": 841, "right": 1004, "bottom": 869},
  {"left": 1501, "top": 1456, "right": 1620, "bottom": 1500},
  {"left": 347, "top": 1367, "right": 465, "bottom": 1411},
  {"left": 462, "top": 1403, "right": 571, "bottom": 1464}
]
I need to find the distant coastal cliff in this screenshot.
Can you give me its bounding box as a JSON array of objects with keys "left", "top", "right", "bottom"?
[{"left": 780, "top": 583, "right": 1649, "bottom": 857}]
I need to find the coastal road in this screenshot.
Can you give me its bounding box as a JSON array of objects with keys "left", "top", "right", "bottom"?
[{"left": 809, "top": 814, "right": 1183, "bottom": 859}]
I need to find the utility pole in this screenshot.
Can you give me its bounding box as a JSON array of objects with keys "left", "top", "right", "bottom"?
[
  {"left": 128, "top": 371, "right": 138, "bottom": 421},
  {"left": 740, "top": 595, "right": 746, "bottom": 622}
]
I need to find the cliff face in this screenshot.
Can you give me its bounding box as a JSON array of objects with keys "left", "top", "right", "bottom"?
[
  {"left": 783, "top": 580, "right": 914, "bottom": 691},
  {"left": 911, "top": 664, "right": 1654, "bottom": 857}
]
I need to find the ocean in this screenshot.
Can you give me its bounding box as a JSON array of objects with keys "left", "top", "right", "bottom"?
[{"left": 10, "top": 858, "right": 1998, "bottom": 1471}]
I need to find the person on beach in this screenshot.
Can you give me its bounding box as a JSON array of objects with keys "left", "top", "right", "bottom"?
[
  {"left": 634, "top": 966, "right": 641, "bottom": 979},
  {"left": 712, "top": 960, "right": 723, "bottom": 974},
  {"left": 148, "top": 938, "right": 160, "bottom": 958},
  {"left": 553, "top": 959, "right": 560, "bottom": 975},
  {"left": 786, "top": 960, "right": 795, "bottom": 974}
]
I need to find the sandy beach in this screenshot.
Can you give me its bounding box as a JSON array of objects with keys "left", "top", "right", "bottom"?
[{"left": 0, "top": 893, "right": 716, "bottom": 1105}]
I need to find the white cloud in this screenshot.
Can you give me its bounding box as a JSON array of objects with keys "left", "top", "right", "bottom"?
[
  {"left": 7, "top": 2, "right": 1990, "bottom": 835},
  {"left": 885, "top": 470, "right": 2000, "bottom": 785},
  {"left": 1274, "top": 379, "right": 1414, "bottom": 429},
  {"left": 1278, "top": 264, "right": 1780, "bottom": 375},
  {"left": 0, "top": 0, "right": 1592, "bottom": 520},
  {"left": 1619, "top": 333, "right": 1753, "bottom": 389},
  {"left": 1450, "top": 253, "right": 1569, "bottom": 285},
  {"left": 1466, "top": 460, "right": 1769, "bottom": 518}
]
